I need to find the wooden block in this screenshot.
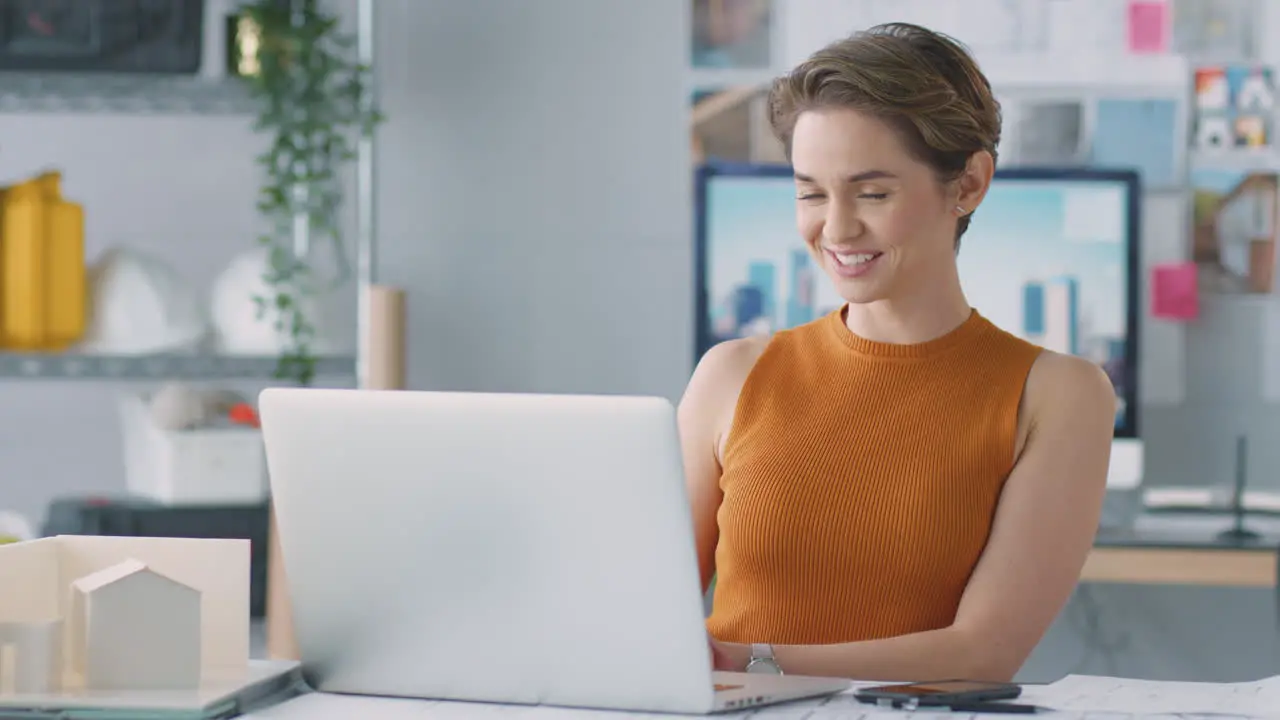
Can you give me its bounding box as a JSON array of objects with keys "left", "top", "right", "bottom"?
[{"left": 264, "top": 506, "right": 298, "bottom": 660}]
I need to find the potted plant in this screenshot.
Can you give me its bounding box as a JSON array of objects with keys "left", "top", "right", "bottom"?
[{"left": 233, "top": 0, "right": 383, "bottom": 385}]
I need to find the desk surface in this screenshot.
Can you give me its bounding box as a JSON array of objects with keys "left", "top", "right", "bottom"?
[{"left": 238, "top": 673, "right": 1280, "bottom": 719}]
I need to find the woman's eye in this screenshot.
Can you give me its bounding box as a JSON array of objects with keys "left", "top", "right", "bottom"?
[
  {"left": 859, "top": 193, "right": 888, "bottom": 200},
  {"left": 797, "top": 193, "right": 824, "bottom": 201}
]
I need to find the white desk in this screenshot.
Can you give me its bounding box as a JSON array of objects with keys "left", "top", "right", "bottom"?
[{"left": 239, "top": 673, "right": 1280, "bottom": 719}]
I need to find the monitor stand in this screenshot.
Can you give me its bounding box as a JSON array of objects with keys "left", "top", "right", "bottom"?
[{"left": 1217, "top": 435, "right": 1260, "bottom": 543}]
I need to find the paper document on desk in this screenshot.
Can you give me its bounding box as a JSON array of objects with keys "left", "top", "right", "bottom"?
[{"left": 1032, "top": 673, "right": 1280, "bottom": 718}]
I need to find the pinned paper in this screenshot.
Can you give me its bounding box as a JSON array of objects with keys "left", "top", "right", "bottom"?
[
  {"left": 1127, "top": 0, "right": 1170, "bottom": 53},
  {"left": 1151, "top": 262, "right": 1199, "bottom": 320}
]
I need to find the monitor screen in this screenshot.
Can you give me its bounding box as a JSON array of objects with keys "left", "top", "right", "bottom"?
[{"left": 694, "top": 163, "right": 1140, "bottom": 438}]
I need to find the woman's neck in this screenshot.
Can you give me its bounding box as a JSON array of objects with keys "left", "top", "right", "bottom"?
[{"left": 844, "top": 270, "right": 971, "bottom": 345}]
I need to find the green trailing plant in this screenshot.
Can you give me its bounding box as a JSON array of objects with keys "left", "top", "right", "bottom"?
[{"left": 237, "top": 0, "right": 383, "bottom": 385}]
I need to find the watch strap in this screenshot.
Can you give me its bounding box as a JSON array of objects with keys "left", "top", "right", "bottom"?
[{"left": 746, "top": 643, "right": 783, "bottom": 674}]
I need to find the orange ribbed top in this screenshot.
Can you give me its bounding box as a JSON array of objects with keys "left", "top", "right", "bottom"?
[{"left": 705, "top": 307, "right": 1043, "bottom": 645}]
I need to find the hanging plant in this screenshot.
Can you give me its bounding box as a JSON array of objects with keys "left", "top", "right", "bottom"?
[{"left": 234, "top": 0, "right": 383, "bottom": 385}]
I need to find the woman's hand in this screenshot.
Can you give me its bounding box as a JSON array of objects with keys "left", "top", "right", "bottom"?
[{"left": 707, "top": 635, "right": 750, "bottom": 672}]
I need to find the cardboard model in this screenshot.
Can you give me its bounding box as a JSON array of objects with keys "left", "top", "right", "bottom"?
[
  {"left": 0, "top": 620, "right": 60, "bottom": 694},
  {"left": 68, "top": 558, "right": 201, "bottom": 691},
  {"left": 0, "top": 535, "right": 249, "bottom": 694}
]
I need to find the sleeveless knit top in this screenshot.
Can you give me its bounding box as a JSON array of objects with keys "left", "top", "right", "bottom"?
[{"left": 705, "top": 306, "right": 1043, "bottom": 645}]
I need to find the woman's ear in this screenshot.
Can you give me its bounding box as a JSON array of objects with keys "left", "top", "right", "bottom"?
[{"left": 954, "top": 150, "right": 995, "bottom": 214}]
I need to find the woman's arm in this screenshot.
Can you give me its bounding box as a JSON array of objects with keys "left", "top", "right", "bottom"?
[
  {"left": 677, "top": 338, "right": 768, "bottom": 594},
  {"left": 713, "top": 351, "right": 1116, "bottom": 681}
]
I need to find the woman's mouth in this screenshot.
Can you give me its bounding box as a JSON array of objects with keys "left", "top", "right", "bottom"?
[{"left": 826, "top": 248, "right": 883, "bottom": 278}]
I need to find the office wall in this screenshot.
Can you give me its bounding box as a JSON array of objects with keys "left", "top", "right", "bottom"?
[{"left": 371, "top": 0, "right": 692, "bottom": 398}]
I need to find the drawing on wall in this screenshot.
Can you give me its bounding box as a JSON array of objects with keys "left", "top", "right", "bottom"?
[
  {"left": 1009, "top": 100, "right": 1087, "bottom": 166},
  {"left": 1193, "top": 64, "right": 1275, "bottom": 149},
  {"left": 690, "top": 87, "right": 784, "bottom": 165},
  {"left": 691, "top": 0, "right": 773, "bottom": 70},
  {"left": 1171, "top": 0, "right": 1258, "bottom": 60},
  {"left": 1191, "top": 169, "right": 1279, "bottom": 293}
]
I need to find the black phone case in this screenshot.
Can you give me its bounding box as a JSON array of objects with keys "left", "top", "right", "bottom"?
[{"left": 855, "top": 682, "right": 1022, "bottom": 706}]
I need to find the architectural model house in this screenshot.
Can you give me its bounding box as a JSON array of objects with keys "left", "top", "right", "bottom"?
[
  {"left": 68, "top": 558, "right": 201, "bottom": 691},
  {"left": 0, "top": 619, "right": 61, "bottom": 693},
  {"left": 0, "top": 535, "right": 249, "bottom": 695}
]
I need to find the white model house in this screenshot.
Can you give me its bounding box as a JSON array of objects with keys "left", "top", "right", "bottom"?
[
  {"left": 68, "top": 558, "right": 202, "bottom": 691},
  {"left": 0, "top": 619, "right": 61, "bottom": 693},
  {"left": 0, "top": 535, "right": 248, "bottom": 693}
]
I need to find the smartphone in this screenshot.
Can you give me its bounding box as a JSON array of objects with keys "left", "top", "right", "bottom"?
[{"left": 854, "top": 679, "right": 1023, "bottom": 707}]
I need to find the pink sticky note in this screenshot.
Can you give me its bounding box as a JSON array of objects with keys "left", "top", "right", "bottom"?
[
  {"left": 1128, "top": 0, "right": 1170, "bottom": 53},
  {"left": 1151, "top": 262, "right": 1198, "bottom": 320}
]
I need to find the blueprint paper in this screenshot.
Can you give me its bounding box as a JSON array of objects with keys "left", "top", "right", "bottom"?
[{"left": 1033, "top": 673, "right": 1280, "bottom": 718}]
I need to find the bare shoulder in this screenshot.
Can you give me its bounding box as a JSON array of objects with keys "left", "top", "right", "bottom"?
[
  {"left": 693, "top": 335, "right": 771, "bottom": 387},
  {"left": 1024, "top": 349, "right": 1116, "bottom": 438},
  {"left": 678, "top": 335, "right": 772, "bottom": 458}
]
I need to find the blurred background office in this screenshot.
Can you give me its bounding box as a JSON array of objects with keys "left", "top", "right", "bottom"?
[{"left": 0, "top": 0, "right": 1276, "bottom": 685}]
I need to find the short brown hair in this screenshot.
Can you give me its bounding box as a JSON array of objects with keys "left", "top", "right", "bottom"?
[{"left": 768, "top": 23, "right": 1001, "bottom": 245}]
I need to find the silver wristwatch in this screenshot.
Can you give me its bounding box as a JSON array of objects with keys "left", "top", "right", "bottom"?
[{"left": 744, "top": 643, "right": 783, "bottom": 675}]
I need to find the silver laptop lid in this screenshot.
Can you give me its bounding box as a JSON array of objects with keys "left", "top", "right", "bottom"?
[{"left": 259, "top": 388, "right": 716, "bottom": 713}]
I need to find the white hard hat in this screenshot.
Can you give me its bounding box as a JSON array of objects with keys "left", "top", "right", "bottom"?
[
  {"left": 211, "top": 247, "right": 342, "bottom": 355},
  {"left": 78, "top": 247, "right": 209, "bottom": 354}
]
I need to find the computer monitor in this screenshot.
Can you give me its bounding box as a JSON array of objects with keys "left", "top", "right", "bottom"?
[{"left": 693, "top": 162, "right": 1141, "bottom": 440}]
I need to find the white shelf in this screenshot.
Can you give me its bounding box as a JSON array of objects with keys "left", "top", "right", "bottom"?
[
  {"left": 0, "top": 353, "right": 354, "bottom": 381},
  {"left": 979, "top": 52, "right": 1189, "bottom": 93},
  {"left": 689, "top": 53, "right": 1189, "bottom": 96},
  {"left": 1189, "top": 148, "right": 1280, "bottom": 172},
  {"left": 0, "top": 73, "right": 255, "bottom": 115}
]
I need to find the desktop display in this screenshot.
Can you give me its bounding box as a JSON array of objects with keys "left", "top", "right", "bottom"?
[{"left": 694, "top": 163, "right": 1140, "bottom": 438}]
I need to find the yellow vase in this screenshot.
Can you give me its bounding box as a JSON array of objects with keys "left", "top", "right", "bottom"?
[{"left": 0, "top": 171, "right": 86, "bottom": 351}]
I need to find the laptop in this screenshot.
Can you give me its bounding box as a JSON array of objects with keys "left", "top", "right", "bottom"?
[{"left": 259, "top": 388, "right": 851, "bottom": 714}]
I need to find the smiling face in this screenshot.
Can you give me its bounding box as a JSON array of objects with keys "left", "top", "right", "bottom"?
[{"left": 790, "top": 107, "right": 965, "bottom": 306}]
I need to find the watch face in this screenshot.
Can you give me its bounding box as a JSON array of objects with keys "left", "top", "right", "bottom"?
[{"left": 746, "top": 658, "right": 781, "bottom": 675}]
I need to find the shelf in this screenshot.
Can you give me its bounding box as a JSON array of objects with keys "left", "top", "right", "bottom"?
[
  {"left": 1190, "top": 147, "right": 1280, "bottom": 172},
  {"left": 0, "top": 72, "right": 257, "bottom": 115},
  {"left": 687, "top": 53, "right": 1190, "bottom": 95},
  {"left": 979, "top": 52, "right": 1189, "bottom": 92},
  {"left": 0, "top": 353, "right": 354, "bottom": 381}
]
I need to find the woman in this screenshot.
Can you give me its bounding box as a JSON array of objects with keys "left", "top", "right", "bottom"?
[{"left": 681, "top": 23, "right": 1116, "bottom": 683}]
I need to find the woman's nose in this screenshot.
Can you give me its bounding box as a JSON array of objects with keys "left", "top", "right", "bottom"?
[{"left": 823, "top": 202, "right": 864, "bottom": 244}]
